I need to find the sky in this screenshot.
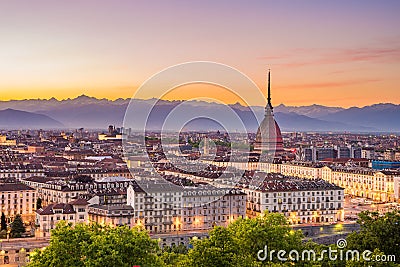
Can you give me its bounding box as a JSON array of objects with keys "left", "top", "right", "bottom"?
[{"left": 0, "top": 0, "right": 399, "bottom": 107}]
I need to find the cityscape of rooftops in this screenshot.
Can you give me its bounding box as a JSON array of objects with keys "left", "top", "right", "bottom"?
[{"left": 0, "top": 1, "right": 400, "bottom": 266}]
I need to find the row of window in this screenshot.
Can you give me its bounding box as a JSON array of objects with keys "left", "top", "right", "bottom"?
[
  {"left": 260, "top": 202, "right": 340, "bottom": 211},
  {"left": 41, "top": 214, "right": 85, "bottom": 221},
  {"left": 0, "top": 192, "right": 35, "bottom": 198}
]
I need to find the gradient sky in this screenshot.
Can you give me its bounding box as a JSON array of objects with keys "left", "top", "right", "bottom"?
[{"left": 1, "top": 0, "right": 399, "bottom": 107}]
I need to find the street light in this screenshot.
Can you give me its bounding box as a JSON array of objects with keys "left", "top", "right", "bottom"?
[
  {"left": 194, "top": 217, "right": 201, "bottom": 229},
  {"left": 174, "top": 218, "right": 181, "bottom": 236}
]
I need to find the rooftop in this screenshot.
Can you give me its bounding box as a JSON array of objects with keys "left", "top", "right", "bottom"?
[
  {"left": 241, "top": 172, "right": 343, "bottom": 192},
  {"left": 0, "top": 183, "right": 35, "bottom": 192},
  {"left": 37, "top": 203, "right": 75, "bottom": 215}
]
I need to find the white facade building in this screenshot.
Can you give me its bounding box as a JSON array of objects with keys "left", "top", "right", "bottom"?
[
  {"left": 0, "top": 183, "right": 36, "bottom": 222},
  {"left": 240, "top": 172, "right": 344, "bottom": 224},
  {"left": 35, "top": 198, "right": 89, "bottom": 237},
  {"left": 127, "top": 181, "right": 246, "bottom": 234}
]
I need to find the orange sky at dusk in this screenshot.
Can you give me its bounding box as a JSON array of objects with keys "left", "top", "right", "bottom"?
[{"left": 1, "top": 1, "right": 399, "bottom": 108}]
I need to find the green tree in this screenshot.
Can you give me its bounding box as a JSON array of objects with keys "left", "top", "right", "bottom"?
[
  {"left": 184, "top": 212, "right": 305, "bottom": 267},
  {"left": 346, "top": 210, "right": 400, "bottom": 263},
  {"left": 36, "top": 198, "right": 42, "bottom": 210},
  {"left": 163, "top": 243, "right": 188, "bottom": 254},
  {"left": 28, "top": 222, "right": 164, "bottom": 267},
  {"left": 160, "top": 243, "right": 189, "bottom": 266},
  {"left": 187, "top": 227, "right": 238, "bottom": 267},
  {"left": 1, "top": 212, "right": 7, "bottom": 231},
  {"left": 10, "top": 214, "right": 25, "bottom": 237},
  {"left": 160, "top": 251, "right": 188, "bottom": 267},
  {"left": 345, "top": 248, "right": 398, "bottom": 267}
]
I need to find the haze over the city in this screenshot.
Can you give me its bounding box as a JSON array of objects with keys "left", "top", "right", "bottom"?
[{"left": 1, "top": 0, "right": 400, "bottom": 107}]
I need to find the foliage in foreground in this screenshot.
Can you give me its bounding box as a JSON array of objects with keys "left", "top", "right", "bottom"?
[
  {"left": 28, "top": 222, "right": 162, "bottom": 267},
  {"left": 28, "top": 211, "right": 400, "bottom": 267},
  {"left": 346, "top": 210, "right": 400, "bottom": 263}
]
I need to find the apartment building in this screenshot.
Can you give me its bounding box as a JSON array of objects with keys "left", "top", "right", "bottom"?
[
  {"left": 321, "top": 166, "right": 399, "bottom": 202},
  {"left": 0, "top": 163, "right": 45, "bottom": 180},
  {"left": 0, "top": 183, "right": 36, "bottom": 222},
  {"left": 22, "top": 176, "right": 135, "bottom": 205},
  {"left": 240, "top": 172, "right": 344, "bottom": 224},
  {"left": 35, "top": 198, "right": 89, "bottom": 237},
  {"left": 204, "top": 159, "right": 400, "bottom": 202},
  {"left": 127, "top": 181, "right": 246, "bottom": 234},
  {"left": 88, "top": 204, "right": 135, "bottom": 228}
]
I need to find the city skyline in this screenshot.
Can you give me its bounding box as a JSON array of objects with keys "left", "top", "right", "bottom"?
[
  {"left": 1, "top": 1, "right": 400, "bottom": 265},
  {"left": 1, "top": 1, "right": 400, "bottom": 107}
]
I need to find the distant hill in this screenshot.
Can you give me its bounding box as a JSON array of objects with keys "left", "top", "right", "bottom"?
[
  {"left": 319, "top": 103, "right": 400, "bottom": 132},
  {"left": 0, "top": 109, "right": 64, "bottom": 129},
  {"left": 273, "top": 112, "right": 376, "bottom": 132},
  {"left": 274, "top": 104, "right": 344, "bottom": 118},
  {"left": 0, "top": 95, "right": 398, "bottom": 132}
]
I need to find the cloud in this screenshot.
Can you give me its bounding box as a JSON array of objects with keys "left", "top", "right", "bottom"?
[
  {"left": 276, "top": 78, "right": 382, "bottom": 90},
  {"left": 261, "top": 46, "right": 400, "bottom": 68},
  {"left": 320, "top": 47, "right": 400, "bottom": 64}
]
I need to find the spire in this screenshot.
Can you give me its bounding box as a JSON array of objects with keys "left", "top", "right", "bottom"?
[{"left": 266, "top": 69, "right": 273, "bottom": 112}]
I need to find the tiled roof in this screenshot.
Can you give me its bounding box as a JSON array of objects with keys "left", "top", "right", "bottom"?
[
  {"left": 37, "top": 203, "right": 76, "bottom": 215},
  {"left": 69, "top": 198, "right": 89, "bottom": 206},
  {"left": 242, "top": 172, "right": 343, "bottom": 192},
  {"left": 23, "top": 176, "right": 52, "bottom": 183},
  {"left": 0, "top": 183, "right": 35, "bottom": 192}
]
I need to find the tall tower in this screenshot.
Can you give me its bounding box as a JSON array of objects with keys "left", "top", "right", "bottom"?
[{"left": 254, "top": 69, "right": 284, "bottom": 155}]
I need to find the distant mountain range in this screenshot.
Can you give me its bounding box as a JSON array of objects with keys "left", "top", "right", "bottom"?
[{"left": 0, "top": 95, "right": 399, "bottom": 132}]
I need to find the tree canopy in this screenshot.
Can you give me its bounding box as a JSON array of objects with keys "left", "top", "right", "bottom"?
[
  {"left": 182, "top": 212, "right": 304, "bottom": 267},
  {"left": 346, "top": 210, "right": 400, "bottom": 263},
  {"left": 28, "top": 222, "right": 162, "bottom": 267},
  {"left": 11, "top": 214, "right": 25, "bottom": 237},
  {"left": 1, "top": 212, "right": 7, "bottom": 231},
  {"left": 28, "top": 212, "right": 400, "bottom": 267}
]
